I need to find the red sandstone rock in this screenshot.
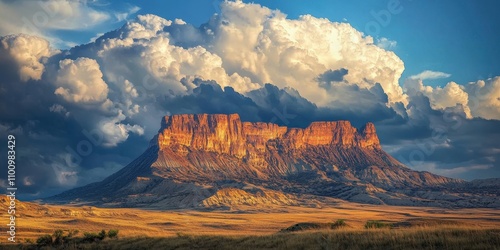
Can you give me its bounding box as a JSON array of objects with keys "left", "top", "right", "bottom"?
[{"left": 158, "top": 114, "right": 381, "bottom": 158}]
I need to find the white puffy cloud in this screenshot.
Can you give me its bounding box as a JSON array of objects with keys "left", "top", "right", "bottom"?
[
  {"left": 54, "top": 57, "right": 110, "bottom": 106},
  {"left": 428, "top": 82, "right": 471, "bottom": 117},
  {"left": 405, "top": 76, "right": 500, "bottom": 120},
  {"left": 55, "top": 2, "right": 405, "bottom": 114},
  {"left": 0, "top": 34, "right": 54, "bottom": 81},
  {"left": 99, "top": 110, "right": 144, "bottom": 147},
  {"left": 51, "top": 57, "right": 146, "bottom": 146},
  {"left": 87, "top": 4, "right": 406, "bottom": 107},
  {"left": 405, "top": 79, "right": 472, "bottom": 118},
  {"left": 92, "top": 14, "right": 258, "bottom": 99},
  {"left": 409, "top": 70, "right": 451, "bottom": 80},
  {"left": 466, "top": 77, "right": 500, "bottom": 120},
  {"left": 110, "top": 14, "right": 172, "bottom": 42},
  {"left": 113, "top": 79, "right": 140, "bottom": 117},
  {"left": 207, "top": 1, "right": 406, "bottom": 105},
  {"left": 141, "top": 35, "right": 257, "bottom": 93}
]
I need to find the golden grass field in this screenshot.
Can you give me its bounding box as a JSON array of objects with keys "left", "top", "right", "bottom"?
[
  {"left": 34, "top": 228, "right": 499, "bottom": 250},
  {"left": 1, "top": 196, "right": 499, "bottom": 247}
]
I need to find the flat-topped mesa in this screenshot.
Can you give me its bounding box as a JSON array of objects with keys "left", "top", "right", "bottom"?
[{"left": 157, "top": 114, "right": 381, "bottom": 156}]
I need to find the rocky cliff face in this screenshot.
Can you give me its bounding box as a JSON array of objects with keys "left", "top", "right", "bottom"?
[
  {"left": 49, "top": 114, "right": 498, "bottom": 209},
  {"left": 153, "top": 114, "right": 397, "bottom": 183},
  {"left": 157, "top": 114, "right": 380, "bottom": 155}
]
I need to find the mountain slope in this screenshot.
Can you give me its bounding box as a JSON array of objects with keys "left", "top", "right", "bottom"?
[{"left": 48, "top": 114, "right": 498, "bottom": 209}]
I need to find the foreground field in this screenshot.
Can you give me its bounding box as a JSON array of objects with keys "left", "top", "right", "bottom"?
[
  {"left": 1, "top": 196, "right": 500, "bottom": 249},
  {"left": 2, "top": 197, "right": 500, "bottom": 241},
  {"left": 3, "top": 228, "right": 500, "bottom": 250}
]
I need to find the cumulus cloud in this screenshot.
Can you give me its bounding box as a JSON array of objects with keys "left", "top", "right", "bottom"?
[
  {"left": 99, "top": 110, "right": 145, "bottom": 147},
  {"left": 405, "top": 79, "right": 472, "bottom": 118},
  {"left": 138, "top": 34, "right": 257, "bottom": 93},
  {"left": 405, "top": 76, "right": 500, "bottom": 120},
  {"left": 54, "top": 58, "right": 110, "bottom": 106},
  {"left": 0, "top": 34, "right": 55, "bottom": 81},
  {"left": 204, "top": 2, "right": 406, "bottom": 105},
  {"left": 466, "top": 77, "right": 500, "bottom": 120},
  {"left": 50, "top": 55, "right": 145, "bottom": 147},
  {"left": 384, "top": 91, "right": 500, "bottom": 180},
  {"left": 67, "top": 2, "right": 407, "bottom": 107},
  {"left": 409, "top": 70, "right": 451, "bottom": 80}
]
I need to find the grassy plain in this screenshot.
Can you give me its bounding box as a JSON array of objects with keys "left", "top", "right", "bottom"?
[
  {"left": 30, "top": 228, "right": 499, "bottom": 250},
  {"left": 1, "top": 197, "right": 499, "bottom": 249}
]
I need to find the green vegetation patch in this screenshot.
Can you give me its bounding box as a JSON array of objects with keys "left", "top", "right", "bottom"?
[
  {"left": 365, "top": 220, "right": 392, "bottom": 229},
  {"left": 280, "top": 219, "right": 347, "bottom": 232}
]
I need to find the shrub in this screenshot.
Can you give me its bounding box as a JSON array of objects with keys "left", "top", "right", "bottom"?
[
  {"left": 67, "top": 229, "right": 79, "bottom": 238},
  {"left": 365, "top": 220, "right": 392, "bottom": 229},
  {"left": 53, "top": 229, "right": 64, "bottom": 245},
  {"left": 36, "top": 234, "right": 53, "bottom": 247},
  {"left": 83, "top": 232, "right": 101, "bottom": 242},
  {"left": 98, "top": 229, "right": 107, "bottom": 240},
  {"left": 332, "top": 219, "right": 346, "bottom": 228},
  {"left": 107, "top": 229, "right": 119, "bottom": 238}
]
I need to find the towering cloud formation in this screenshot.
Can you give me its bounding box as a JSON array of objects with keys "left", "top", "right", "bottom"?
[
  {"left": 0, "top": 34, "right": 55, "bottom": 81},
  {"left": 75, "top": 1, "right": 406, "bottom": 106},
  {"left": 54, "top": 58, "right": 110, "bottom": 106},
  {"left": 207, "top": 2, "right": 406, "bottom": 105},
  {"left": 0, "top": 1, "right": 499, "bottom": 199},
  {"left": 466, "top": 77, "right": 500, "bottom": 120}
]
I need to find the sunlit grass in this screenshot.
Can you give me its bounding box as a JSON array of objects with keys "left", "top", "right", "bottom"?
[
  {"left": 4, "top": 227, "right": 500, "bottom": 250},
  {"left": 2, "top": 197, "right": 499, "bottom": 249}
]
